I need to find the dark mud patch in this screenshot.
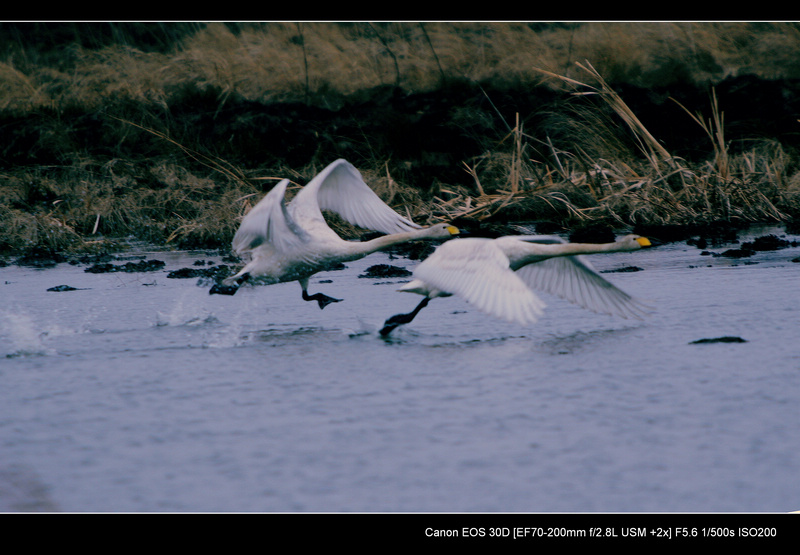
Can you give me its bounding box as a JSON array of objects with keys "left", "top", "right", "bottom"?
[
  {"left": 12, "top": 246, "right": 134, "bottom": 269},
  {"left": 166, "top": 265, "right": 236, "bottom": 293},
  {"left": 358, "top": 264, "right": 412, "bottom": 279},
  {"left": 712, "top": 248, "right": 756, "bottom": 258},
  {"left": 690, "top": 336, "right": 748, "bottom": 344},
  {"left": 166, "top": 265, "right": 231, "bottom": 280},
  {"left": 69, "top": 252, "right": 116, "bottom": 265},
  {"left": 84, "top": 259, "right": 166, "bottom": 273},
  {"left": 601, "top": 266, "right": 644, "bottom": 273},
  {"left": 741, "top": 234, "right": 797, "bottom": 251},
  {"left": 377, "top": 241, "right": 438, "bottom": 261},
  {"left": 13, "top": 248, "right": 68, "bottom": 268},
  {"left": 635, "top": 221, "right": 746, "bottom": 246},
  {"left": 46, "top": 285, "right": 89, "bottom": 292},
  {"left": 700, "top": 233, "right": 798, "bottom": 259}
]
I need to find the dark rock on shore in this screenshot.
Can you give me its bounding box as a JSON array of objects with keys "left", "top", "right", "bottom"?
[
  {"left": 14, "top": 248, "right": 67, "bottom": 268},
  {"left": 635, "top": 221, "right": 745, "bottom": 246},
  {"left": 690, "top": 336, "right": 747, "bottom": 344},
  {"left": 718, "top": 248, "right": 755, "bottom": 258},
  {"left": 359, "top": 264, "right": 412, "bottom": 279},
  {"left": 700, "top": 232, "right": 798, "bottom": 258},
  {"left": 69, "top": 253, "right": 115, "bottom": 265},
  {"left": 601, "top": 266, "right": 644, "bottom": 273},
  {"left": 166, "top": 265, "right": 230, "bottom": 279},
  {"left": 84, "top": 259, "right": 166, "bottom": 273},
  {"left": 47, "top": 284, "right": 87, "bottom": 292},
  {"left": 377, "top": 240, "right": 438, "bottom": 261},
  {"left": 740, "top": 234, "right": 796, "bottom": 251}
]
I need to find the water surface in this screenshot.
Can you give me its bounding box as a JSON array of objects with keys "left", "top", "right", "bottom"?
[{"left": 1, "top": 228, "right": 799, "bottom": 512}]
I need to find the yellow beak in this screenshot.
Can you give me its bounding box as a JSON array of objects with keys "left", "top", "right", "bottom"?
[
  {"left": 446, "top": 225, "right": 460, "bottom": 235},
  {"left": 636, "top": 237, "right": 652, "bottom": 247}
]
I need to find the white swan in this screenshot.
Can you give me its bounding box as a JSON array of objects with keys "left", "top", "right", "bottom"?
[
  {"left": 210, "top": 158, "right": 459, "bottom": 308},
  {"left": 379, "top": 234, "right": 652, "bottom": 335}
]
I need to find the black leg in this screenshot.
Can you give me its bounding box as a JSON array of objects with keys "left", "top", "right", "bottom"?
[
  {"left": 209, "top": 273, "right": 250, "bottom": 296},
  {"left": 379, "top": 297, "right": 430, "bottom": 336},
  {"left": 302, "top": 290, "right": 342, "bottom": 310}
]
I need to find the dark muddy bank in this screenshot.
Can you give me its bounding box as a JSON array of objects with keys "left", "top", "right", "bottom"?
[
  {"left": 4, "top": 24, "right": 800, "bottom": 256},
  {"left": 6, "top": 73, "right": 800, "bottom": 187},
  {"left": 5, "top": 218, "right": 800, "bottom": 274}
]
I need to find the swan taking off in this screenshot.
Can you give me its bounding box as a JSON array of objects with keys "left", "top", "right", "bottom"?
[
  {"left": 210, "top": 158, "right": 459, "bottom": 308},
  {"left": 379, "top": 234, "right": 652, "bottom": 335}
]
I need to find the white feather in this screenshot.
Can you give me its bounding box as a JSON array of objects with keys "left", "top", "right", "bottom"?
[
  {"left": 392, "top": 233, "right": 652, "bottom": 327},
  {"left": 218, "top": 159, "right": 459, "bottom": 306}
]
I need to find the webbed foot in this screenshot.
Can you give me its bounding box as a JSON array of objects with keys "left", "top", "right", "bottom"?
[{"left": 303, "top": 291, "right": 343, "bottom": 309}]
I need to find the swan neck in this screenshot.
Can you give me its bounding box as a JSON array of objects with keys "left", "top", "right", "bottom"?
[
  {"left": 516, "top": 240, "right": 631, "bottom": 264},
  {"left": 561, "top": 242, "right": 621, "bottom": 255},
  {"left": 361, "top": 228, "right": 432, "bottom": 251},
  {"left": 359, "top": 230, "right": 418, "bottom": 252}
]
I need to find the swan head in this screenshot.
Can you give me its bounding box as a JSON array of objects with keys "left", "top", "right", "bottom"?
[
  {"left": 619, "top": 234, "right": 652, "bottom": 249},
  {"left": 424, "top": 223, "right": 460, "bottom": 239}
]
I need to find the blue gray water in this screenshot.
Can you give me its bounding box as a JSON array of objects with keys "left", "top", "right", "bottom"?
[{"left": 1, "top": 227, "right": 799, "bottom": 512}]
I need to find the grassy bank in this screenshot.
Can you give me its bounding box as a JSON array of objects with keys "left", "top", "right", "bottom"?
[{"left": 2, "top": 22, "right": 800, "bottom": 258}]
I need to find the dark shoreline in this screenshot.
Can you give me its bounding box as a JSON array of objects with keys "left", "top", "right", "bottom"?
[
  {"left": 3, "top": 23, "right": 800, "bottom": 257},
  {"left": 4, "top": 219, "right": 799, "bottom": 272}
]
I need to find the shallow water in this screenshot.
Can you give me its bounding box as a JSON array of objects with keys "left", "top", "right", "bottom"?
[{"left": 1, "top": 227, "right": 799, "bottom": 512}]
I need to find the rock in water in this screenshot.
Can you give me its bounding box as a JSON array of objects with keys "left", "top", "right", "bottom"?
[{"left": 690, "top": 336, "right": 747, "bottom": 344}]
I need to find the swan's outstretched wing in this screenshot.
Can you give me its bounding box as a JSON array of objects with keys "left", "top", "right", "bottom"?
[
  {"left": 412, "top": 238, "right": 546, "bottom": 325},
  {"left": 513, "top": 237, "right": 649, "bottom": 319},
  {"left": 294, "top": 159, "right": 422, "bottom": 234},
  {"left": 231, "top": 179, "right": 309, "bottom": 255}
]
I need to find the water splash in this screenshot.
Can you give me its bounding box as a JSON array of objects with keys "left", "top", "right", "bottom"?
[{"left": 1, "top": 312, "right": 55, "bottom": 358}]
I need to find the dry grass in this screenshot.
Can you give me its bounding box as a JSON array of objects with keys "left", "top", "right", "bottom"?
[
  {"left": 2, "top": 22, "right": 800, "bottom": 256},
  {"left": 418, "top": 60, "right": 796, "bottom": 230},
  {"left": 5, "top": 22, "right": 800, "bottom": 112}
]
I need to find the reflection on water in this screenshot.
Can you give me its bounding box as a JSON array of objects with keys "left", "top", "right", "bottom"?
[
  {"left": 1, "top": 227, "right": 799, "bottom": 512},
  {"left": 536, "top": 327, "right": 641, "bottom": 356}
]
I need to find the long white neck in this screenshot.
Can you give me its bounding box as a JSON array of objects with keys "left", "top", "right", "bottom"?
[
  {"left": 505, "top": 238, "right": 641, "bottom": 269},
  {"left": 357, "top": 227, "right": 442, "bottom": 254},
  {"left": 553, "top": 241, "right": 634, "bottom": 255}
]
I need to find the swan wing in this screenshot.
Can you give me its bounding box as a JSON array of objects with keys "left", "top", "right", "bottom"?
[
  {"left": 514, "top": 248, "right": 649, "bottom": 319},
  {"left": 413, "top": 239, "right": 545, "bottom": 325},
  {"left": 294, "top": 158, "right": 422, "bottom": 234},
  {"left": 231, "top": 179, "right": 309, "bottom": 255}
]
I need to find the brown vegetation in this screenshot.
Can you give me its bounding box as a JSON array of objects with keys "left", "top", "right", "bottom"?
[{"left": 1, "top": 22, "right": 800, "bottom": 257}]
